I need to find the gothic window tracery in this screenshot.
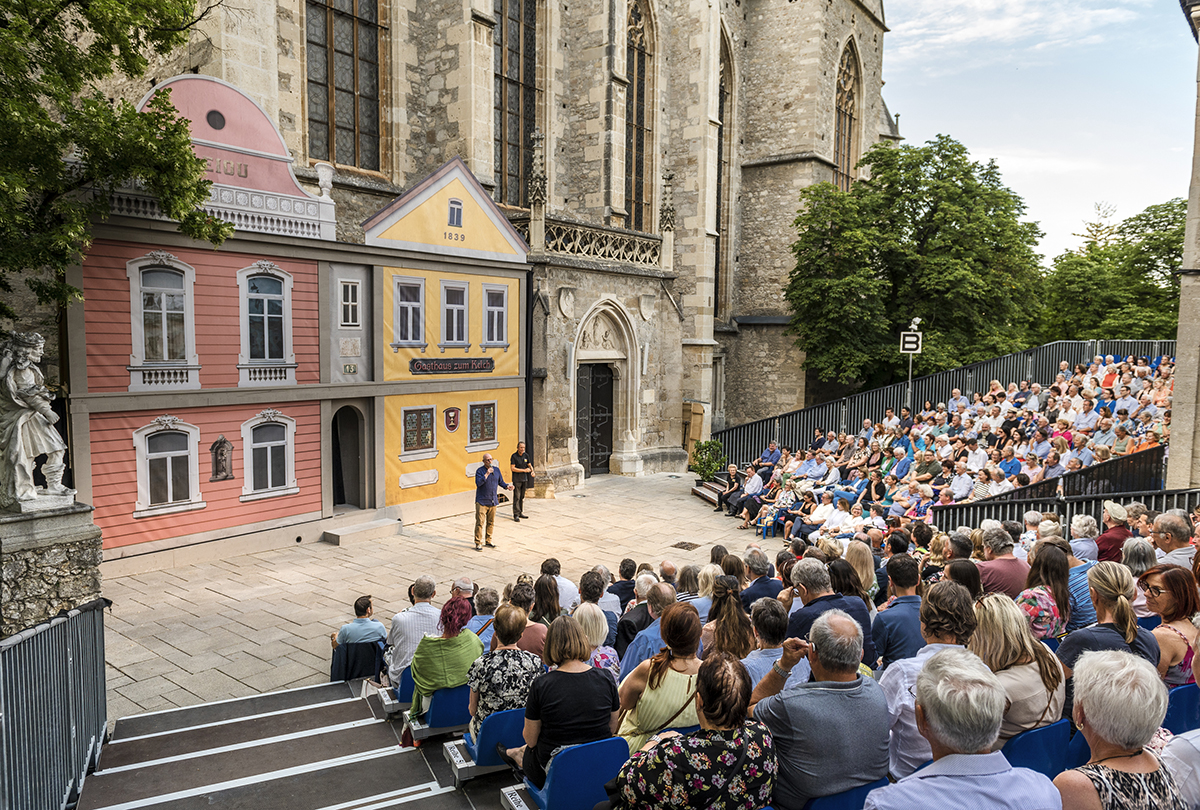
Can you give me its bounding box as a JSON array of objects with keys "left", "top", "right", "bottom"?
[
  {"left": 834, "top": 40, "right": 860, "bottom": 192},
  {"left": 306, "top": 0, "right": 381, "bottom": 170},
  {"left": 494, "top": 0, "right": 537, "bottom": 206},
  {"left": 624, "top": 0, "right": 654, "bottom": 232}
]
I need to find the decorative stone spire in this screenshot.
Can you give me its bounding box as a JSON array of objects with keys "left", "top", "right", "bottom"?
[
  {"left": 659, "top": 168, "right": 675, "bottom": 233},
  {"left": 528, "top": 129, "right": 547, "bottom": 207}
]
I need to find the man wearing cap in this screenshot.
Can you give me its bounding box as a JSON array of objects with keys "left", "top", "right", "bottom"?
[
  {"left": 1096, "top": 501, "right": 1133, "bottom": 562},
  {"left": 450, "top": 576, "right": 476, "bottom": 616}
]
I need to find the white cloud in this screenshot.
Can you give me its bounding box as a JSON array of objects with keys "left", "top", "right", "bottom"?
[{"left": 887, "top": 1, "right": 1146, "bottom": 72}]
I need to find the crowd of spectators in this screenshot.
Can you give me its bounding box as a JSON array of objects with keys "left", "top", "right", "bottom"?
[
  {"left": 717, "top": 354, "right": 1175, "bottom": 535},
  {"left": 334, "top": 491, "right": 1200, "bottom": 809}
]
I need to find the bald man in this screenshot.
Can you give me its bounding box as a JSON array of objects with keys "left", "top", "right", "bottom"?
[{"left": 474, "top": 453, "right": 513, "bottom": 550}]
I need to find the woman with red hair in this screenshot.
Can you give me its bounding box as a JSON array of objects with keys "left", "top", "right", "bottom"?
[
  {"left": 1139, "top": 564, "right": 1200, "bottom": 686},
  {"left": 410, "top": 596, "right": 484, "bottom": 717}
]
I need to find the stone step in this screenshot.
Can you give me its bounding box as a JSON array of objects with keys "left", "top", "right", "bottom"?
[
  {"left": 690, "top": 485, "right": 718, "bottom": 504},
  {"left": 322, "top": 518, "right": 403, "bottom": 546}
]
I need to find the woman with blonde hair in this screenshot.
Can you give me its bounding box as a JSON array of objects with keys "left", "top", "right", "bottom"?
[
  {"left": 575, "top": 602, "right": 620, "bottom": 683},
  {"left": 919, "top": 534, "right": 948, "bottom": 584},
  {"left": 1054, "top": 561, "right": 1160, "bottom": 719},
  {"left": 970, "top": 528, "right": 987, "bottom": 560},
  {"left": 970, "top": 594, "right": 1066, "bottom": 749},
  {"left": 692, "top": 564, "right": 722, "bottom": 623},
  {"left": 845, "top": 540, "right": 880, "bottom": 602},
  {"left": 699, "top": 576, "right": 754, "bottom": 659}
]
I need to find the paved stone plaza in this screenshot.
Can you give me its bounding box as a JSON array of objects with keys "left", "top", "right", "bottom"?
[{"left": 102, "top": 473, "right": 761, "bottom": 724}]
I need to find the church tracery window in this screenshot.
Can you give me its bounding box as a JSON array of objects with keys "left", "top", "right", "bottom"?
[
  {"left": 306, "top": 0, "right": 381, "bottom": 171},
  {"left": 494, "top": 0, "right": 537, "bottom": 207},
  {"left": 834, "top": 40, "right": 860, "bottom": 192},
  {"left": 624, "top": 0, "right": 654, "bottom": 232}
]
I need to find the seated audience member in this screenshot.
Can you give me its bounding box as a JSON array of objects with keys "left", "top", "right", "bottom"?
[
  {"left": 1163, "top": 729, "right": 1200, "bottom": 810},
  {"left": 659, "top": 560, "right": 678, "bottom": 586},
  {"left": 880, "top": 580, "right": 977, "bottom": 779},
  {"left": 591, "top": 564, "right": 624, "bottom": 615},
  {"left": 609, "top": 558, "right": 638, "bottom": 611},
  {"left": 490, "top": 582, "right": 548, "bottom": 656},
  {"left": 828, "top": 558, "right": 876, "bottom": 623},
  {"left": 1069, "top": 514, "right": 1100, "bottom": 562},
  {"left": 331, "top": 594, "right": 387, "bottom": 649},
  {"left": 742, "top": 597, "right": 811, "bottom": 689},
  {"left": 846, "top": 539, "right": 882, "bottom": 603},
  {"left": 701, "top": 575, "right": 755, "bottom": 660},
  {"left": 618, "top": 603, "right": 703, "bottom": 752},
  {"left": 714, "top": 464, "right": 742, "bottom": 513},
  {"left": 530, "top": 574, "right": 566, "bottom": 628},
  {"left": 749, "top": 610, "right": 890, "bottom": 809},
  {"left": 675, "top": 564, "right": 701, "bottom": 602},
  {"left": 576, "top": 602, "right": 621, "bottom": 682},
  {"left": 1123, "top": 537, "right": 1158, "bottom": 618},
  {"left": 620, "top": 582, "right": 680, "bottom": 675},
  {"left": 577, "top": 570, "right": 618, "bottom": 647},
  {"left": 871, "top": 554, "right": 925, "bottom": 672},
  {"left": 969, "top": 595, "right": 1066, "bottom": 748},
  {"left": 722, "top": 553, "right": 750, "bottom": 589},
  {"left": 1015, "top": 543, "right": 1071, "bottom": 640},
  {"left": 611, "top": 653, "right": 777, "bottom": 810},
  {"left": 692, "top": 564, "right": 722, "bottom": 623},
  {"left": 501, "top": 616, "right": 620, "bottom": 789},
  {"left": 976, "top": 526, "right": 1031, "bottom": 599},
  {"left": 1139, "top": 564, "right": 1200, "bottom": 686},
  {"left": 1096, "top": 500, "right": 1133, "bottom": 562},
  {"left": 615, "top": 573, "right": 660, "bottom": 657},
  {"left": 386, "top": 575, "right": 441, "bottom": 684},
  {"left": 1055, "top": 562, "right": 1159, "bottom": 720},
  {"left": 1155, "top": 513, "right": 1197, "bottom": 569},
  {"left": 460, "top": 590, "right": 494, "bottom": 648},
  {"left": 1053, "top": 650, "right": 1186, "bottom": 810},
  {"left": 785, "top": 558, "right": 878, "bottom": 667},
  {"left": 467, "top": 604, "right": 543, "bottom": 737},
  {"left": 741, "top": 549, "right": 781, "bottom": 610},
  {"left": 541, "top": 558, "right": 580, "bottom": 611},
  {"left": 410, "top": 597, "right": 484, "bottom": 717},
  {"left": 865, "top": 649, "right": 1061, "bottom": 810}
]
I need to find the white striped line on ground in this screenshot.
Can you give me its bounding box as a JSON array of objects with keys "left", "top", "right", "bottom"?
[
  {"left": 113, "top": 680, "right": 346, "bottom": 718},
  {"left": 107, "top": 697, "right": 362, "bottom": 744}
]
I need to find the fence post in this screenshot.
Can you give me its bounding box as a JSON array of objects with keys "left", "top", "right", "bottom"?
[
  {"left": 840, "top": 400, "right": 849, "bottom": 433},
  {"left": 965, "top": 371, "right": 973, "bottom": 397}
]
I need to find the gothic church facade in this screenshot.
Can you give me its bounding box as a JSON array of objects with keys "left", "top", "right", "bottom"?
[{"left": 105, "top": 0, "right": 899, "bottom": 494}]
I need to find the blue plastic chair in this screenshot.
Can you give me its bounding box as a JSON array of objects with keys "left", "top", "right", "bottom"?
[
  {"left": 464, "top": 709, "right": 526, "bottom": 767},
  {"left": 663, "top": 725, "right": 700, "bottom": 736},
  {"left": 801, "top": 777, "right": 889, "bottom": 810},
  {"left": 1042, "top": 637, "right": 1060, "bottom": 653},
  {"left": 1065, "top": 728, "right": 1090, "bottom": 770},
  {"left": 1165, "top": 683, "right": 1200, "bottom": 735},
  {"left": 1137, "top": 615, "right": 1162, "bottom": 631},
  {"left": 1002, "top": 718, "right": 1070, "bottom": 778},
  {"left": 424, "top": 683, "right": 473, "bottom": 728},
  {"left": 524, "top": 737, "right": 629, "bottom": 810},
  {"left": 393, "top": 666, "right": 415, "bottom": 705}
]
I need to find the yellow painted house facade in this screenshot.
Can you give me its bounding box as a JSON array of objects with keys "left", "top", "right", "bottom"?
[{"left": 365, "top": 159, "right": 529, "bottom": 520}]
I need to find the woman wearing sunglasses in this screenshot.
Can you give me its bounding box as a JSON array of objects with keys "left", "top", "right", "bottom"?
[{"left": 1138, "top": 564, "right": 1200, "bottom": 686}]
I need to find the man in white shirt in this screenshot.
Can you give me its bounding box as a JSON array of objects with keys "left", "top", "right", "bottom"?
[
  {"left": 386, "top": 575, "right": 441, "bottom": 684},
  {"left": 949, "top": 461, "right": 975, "bottom": 502},
  {"left": 541, "top": 557, "right": 580, "bottom": 609},
  {"left": 965, "top": 439, "right": 988, "bottom": 473},
  {"left": 882, "top": 408, "right": 900, "bottom": 430},
  {"left": 1025, "top": 383, "right": 1043, "bottom": 412}
]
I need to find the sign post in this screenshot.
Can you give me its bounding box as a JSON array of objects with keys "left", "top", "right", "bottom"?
[{"left": 900, "top": 331, "right": 923, "bottom": 409}]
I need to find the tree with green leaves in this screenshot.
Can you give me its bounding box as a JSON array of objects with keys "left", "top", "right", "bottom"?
[
  {"left": 1033, "top": 199, "right": 1184, "bottom": 343},
  {"left": 785, "top": 135, "right": 1044, "bottom": 389},
  {"left": 0, "top": 0, "right": 232, "bottom": 321}
]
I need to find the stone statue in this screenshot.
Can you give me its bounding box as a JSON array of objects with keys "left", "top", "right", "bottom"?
[{"left": 0, "top": 332, "right": 74, "bottom": 510}]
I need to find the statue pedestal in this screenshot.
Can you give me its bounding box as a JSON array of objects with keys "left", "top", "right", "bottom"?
[
  {"left": 1, "top": 502, "right": 103, "bottom": 638},
  {"left": 9, "top": 490, "right": 78, "bottom": 514}
]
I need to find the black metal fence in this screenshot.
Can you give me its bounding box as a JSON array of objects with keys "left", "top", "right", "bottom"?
[
  {"left": 713, "top": 339, "right": 1177, "bottom": 467},
  {"left": 2, "top": 599, "right": 108, "bottom": 810},
  {"left": 926, "top": 489, "right": 1200, "bottom": 535}
]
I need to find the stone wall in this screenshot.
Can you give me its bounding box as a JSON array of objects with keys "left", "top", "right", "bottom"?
[{"left": 1, "top": 505, "right": 103, "bottom": 638}]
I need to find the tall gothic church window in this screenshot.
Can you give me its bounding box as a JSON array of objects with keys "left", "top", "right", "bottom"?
[
  {"left": 714, "top": 40, "right": 732, "bottom": 318},
  {"left": 494, "top": 0, "right": 537, "bottom": 206},
  {"left": 306, "top": 0, "right": 381, "bottom": 171},
  {"left": 833, "top": 40, "right": 860, "bottom": 191},
  {"left": 624, "top": 0, "right": 654, "bottom": 232}
]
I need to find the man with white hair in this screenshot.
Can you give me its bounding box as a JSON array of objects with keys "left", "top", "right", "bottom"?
[
  {"left": 386, "top": 574, "right": 440, "bottom": 684},
  {"left": 614, "top": 572, "right": 660, "bottom": 657},
  {"left": 866, "top": 649, "right": 1060, "bottom": 809},
  {"left": 750, "top": 610, "right": 890, "bottom": 809},
  {"left": 1154, "top": 513, "right": 1196, "bottom": 568},
  {"left": 785, "top": 558, "right": 877, "bottom": 667},
  {"left": 1068, "top": 514, "right": 1099, "bottom": 562}
]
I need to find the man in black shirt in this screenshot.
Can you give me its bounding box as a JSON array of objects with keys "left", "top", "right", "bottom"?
[{"left": 509, "top": 441, "right": 533, "bottom": 521}]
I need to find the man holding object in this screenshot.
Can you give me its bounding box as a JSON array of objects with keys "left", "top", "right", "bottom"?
[
  {"left": 474, "top": 453, "right": 513, "bottom": 550},
  {"left": 509, "top": 441, "right": 534, "bottom": 521}
]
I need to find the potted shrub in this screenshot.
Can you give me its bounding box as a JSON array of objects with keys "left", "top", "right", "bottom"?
[{"left": 691, "top": 440, "right": 726, "bottom": 486}]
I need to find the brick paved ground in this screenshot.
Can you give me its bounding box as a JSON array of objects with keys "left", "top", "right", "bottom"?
[{"left": 102, "top": 473, "right": 769, "bottom": 724}]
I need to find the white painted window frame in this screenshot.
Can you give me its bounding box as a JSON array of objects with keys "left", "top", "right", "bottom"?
[
  {"left": 438, "top": 280, "right": 470, "bottom": 352},
  {"left": 399, "top": 404, "right": 438, "bottom": 462},
  {"left": 390, "top": 275, "right": 427, "bottom": 352},
  {"left": 448, "top": 198, "right": 464, "bottom": 228},
  {"left": 465, "top": 399, "right": 499, "bottom": 454},
  {"left": 481, "top": 283, "right": 509, "bottom": 351},
  {"left": 339, "top": 279, "right": 362, "bottom": 329},
  {"left": 126, "top": 252, "right": 201, "bottom": 392},
  {"left": 239, "top": 409, "right": 300, "bottom": 502},
  {"left": 236, "top": 262, "right": 297, "bottom": 387},
  {"left": 132, "top": 417, "right": 206, "bottom": 518}
]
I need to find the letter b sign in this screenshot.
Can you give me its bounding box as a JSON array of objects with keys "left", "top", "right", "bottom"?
[{"left": 900, "top": 332, "right": 923, "bottom": 354}]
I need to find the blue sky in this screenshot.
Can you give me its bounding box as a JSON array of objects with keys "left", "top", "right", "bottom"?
[{"left": 881, "top": 0, "right": 1195, "bottom": 263}]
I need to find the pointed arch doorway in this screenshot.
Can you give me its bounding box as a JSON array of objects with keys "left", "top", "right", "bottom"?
[{"left": 573, "top": 299, "right": 643, "bottom": 478}]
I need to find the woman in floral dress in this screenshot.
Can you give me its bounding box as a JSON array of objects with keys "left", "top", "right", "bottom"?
[
  {"left": 466, "top": 604, "right": 543, "bottom": 738},
  {"left": 612, "top": 652, "right": 775, "bottom": 810}
]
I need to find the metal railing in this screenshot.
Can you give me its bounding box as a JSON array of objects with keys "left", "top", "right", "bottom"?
[
  {"left": 2, "top": 599, "right": 108, "bottom": 810},
  {"left": 713, "top": 339, "right": 1177, "bottom": 467},
  {"left": 925, "top": 488, "right": 1200, "bottom": 534}
]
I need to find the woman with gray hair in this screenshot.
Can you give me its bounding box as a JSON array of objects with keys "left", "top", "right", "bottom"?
[
  {"left": 1053, "top": 650, "right": 1185, "bottom": 810},
  {"left": 1122, "top": 538, "right": 1158, "bottom": 619},
  {"left": 1069, "top": 514, "right": 1100, "bottom": 562}
]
